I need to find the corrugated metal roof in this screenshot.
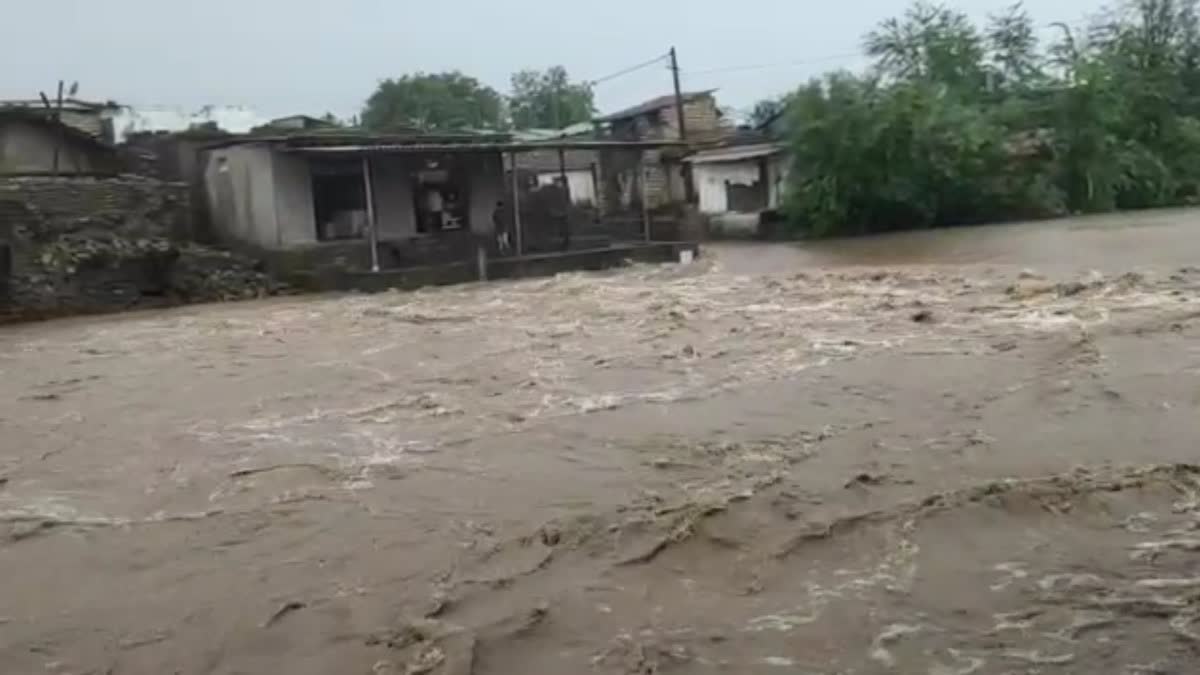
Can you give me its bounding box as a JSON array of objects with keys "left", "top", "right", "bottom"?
[
  {"left": 276, "top": 140, "right": 681, "bottom": 155},
  {"left": 684, "top": 143, "right": 784, "bottom": 164}
]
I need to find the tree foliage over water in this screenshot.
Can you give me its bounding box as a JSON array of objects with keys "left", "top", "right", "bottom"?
[{"left": 779, "top": 0, "right": 1200, "bottom": 236}]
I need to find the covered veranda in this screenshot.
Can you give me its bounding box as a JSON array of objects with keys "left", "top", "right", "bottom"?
[{"left": 278, "top": 136, "right": 685, "bottom": 273}]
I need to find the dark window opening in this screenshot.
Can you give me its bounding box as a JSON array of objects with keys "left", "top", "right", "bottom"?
[
  {"left": 725, "top": 181, "right": 767, "bottom": 213},
  {"left": 312, "top": 160, "right": 367, "bottom": 241},
  {"left": 413, "top": 167, "right": 469, "bottom": 234}
]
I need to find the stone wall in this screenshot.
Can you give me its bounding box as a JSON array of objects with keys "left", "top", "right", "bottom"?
[
  {"left": 0, "top": 175, "right": 190, "bottom": 242},
  {"left": 0, "top": 176, "right": 280, "bottom": 320}
]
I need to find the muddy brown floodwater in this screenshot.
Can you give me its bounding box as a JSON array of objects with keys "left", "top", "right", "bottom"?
[{"left": 2, "top": 210, "right": 1200, "bottom": 674}]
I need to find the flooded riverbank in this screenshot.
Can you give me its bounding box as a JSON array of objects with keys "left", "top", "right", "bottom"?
[{"left": 2, "top": 211, "right": 1199, "bottom": 673}]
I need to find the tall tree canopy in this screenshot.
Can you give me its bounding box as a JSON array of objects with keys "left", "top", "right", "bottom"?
[
  {"left": 362, "top": 72, "right": 504, "bottom": 132},
  {"left": 509, "top": 66, "right": 596, "bottom": 129},
  {"left": 778, "top": 0, "right": 1200, "bottom": 236},
  {"left": 748, "top": 98, "right": 788, "bottom": 129}
]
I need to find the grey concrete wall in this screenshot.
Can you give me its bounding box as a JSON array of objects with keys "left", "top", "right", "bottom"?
[
  {"left": 203, "top": 144, "right": 279, "bottom": 249},
  {"left": 370, "top": 156, "right": 418, "bottom": 239},
  {"left": 0, "top": 120, "right": 107, "bottom": 175},
  {"left": 272, "top": 152, "right": 316, "bottom": 246}
]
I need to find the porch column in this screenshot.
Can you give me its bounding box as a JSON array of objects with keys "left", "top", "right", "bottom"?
[
  {"left": 639, "top": 161, "right": 651, "bottom": 242},
  {"left": 510, "top": 151, "right": 523, "bottom": 256},
  {"left": 558, "top": 148, "right": 571, "bottom": 251},
  {"left": 362, "top": 156, "right": 380, "bottom": 272}
]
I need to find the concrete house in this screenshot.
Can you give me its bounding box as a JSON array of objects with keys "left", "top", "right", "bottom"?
[
  {"left": 594, "top": 91, "right": 726, "bottom": 208},
  {"left": 200, "top": 130, "right": 681, "bottom": 271},
  {"left": 685, "top": 134, "right": 788, "bottom": 235},
  {"left": 202, "top": 132, "right": 508, "bottom": 265},
  {"left": 0, "top": 111, "right": 121, "bottom": 176}
]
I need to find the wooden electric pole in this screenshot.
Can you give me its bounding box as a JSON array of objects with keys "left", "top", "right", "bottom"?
[
  {"left": 669, "top": 47, "right": 687, "bottom": 143},
  {"left": 669, "top": 47, "right": 696, "bottom": 203}
]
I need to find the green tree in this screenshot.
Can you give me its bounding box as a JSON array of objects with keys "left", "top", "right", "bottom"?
[
  {"left": 864, "top": 2, "right": 988, "bottom": 93},
  {"left": 775, "top": 0, "right": 1200, "bottom": 237},
  {"left": 986, "top": 3, "right": 1044, "bottom": 90},
  {"left": 748, "top": 97, "right": 789, "bottom": 128},
  {"left": 509, "top": 66, "right": 596, "bottom": 129},
  {"left": 362, "top": 72, "right": 505, "bottom": 132}
]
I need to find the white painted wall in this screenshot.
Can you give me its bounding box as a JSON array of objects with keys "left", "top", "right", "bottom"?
[
  {"left": 694, "top": 155, "right": 790, "bottom": 215},
  {"left": 535, "top": 169, "right": 597, "bottom": 205},
  {"left": 203, "top": 144, "right": 280, "bottom": 248},
  {"left": 272, "top": 152, "right": 316, "bottom": 246},
  {"left": 694, "top": 161, "right": 761, "bottom": 214}
]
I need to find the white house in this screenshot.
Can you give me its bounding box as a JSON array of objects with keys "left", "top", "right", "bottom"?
[{"left": 685, "top": 141, "right": 787, "bottom": 236}]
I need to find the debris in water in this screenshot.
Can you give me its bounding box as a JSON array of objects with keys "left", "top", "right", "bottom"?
[{"left": 262, "top": 600, "right": 306, "bottom": 628}]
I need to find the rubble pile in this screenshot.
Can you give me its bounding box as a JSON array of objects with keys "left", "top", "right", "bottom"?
[{"left": 168, "top": 244, "right": 284, "bottom": 302}]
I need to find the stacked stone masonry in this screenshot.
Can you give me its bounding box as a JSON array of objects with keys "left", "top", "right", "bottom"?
[{"left": 0, "top": 176, "right": 279, "bottom": 320}]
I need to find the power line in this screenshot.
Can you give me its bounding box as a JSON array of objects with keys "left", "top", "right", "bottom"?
[
  {"left": 588, "top": 53, "right": 670, "bottom": 87},
  {"left": 685, "top": 51, "right": 862, "bottom": 77}
]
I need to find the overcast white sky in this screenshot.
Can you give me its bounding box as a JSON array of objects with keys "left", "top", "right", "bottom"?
[{"left": 4, "top": 0, "right": 1099, "bottom": 120}]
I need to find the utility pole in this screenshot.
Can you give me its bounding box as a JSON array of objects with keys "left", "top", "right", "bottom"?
[
  {"left": 669, "top": 47, "right": 687, "bottom": 143},
  {"left": 669, "top": 47, "right": 696, "bottom": 203}
]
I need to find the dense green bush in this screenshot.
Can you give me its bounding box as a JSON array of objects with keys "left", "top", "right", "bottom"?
[{"left": 779, "top": 0, "right": 1200, "bottom": 236}]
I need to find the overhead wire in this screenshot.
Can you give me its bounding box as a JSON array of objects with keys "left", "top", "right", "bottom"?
[{"left": 588, "top": 53, "right": 671, "bottom": 87}]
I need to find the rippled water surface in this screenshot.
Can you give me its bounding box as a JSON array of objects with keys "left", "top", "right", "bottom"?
[{"left": 2, "top": 211, "right": 1200, "bottom": 673}]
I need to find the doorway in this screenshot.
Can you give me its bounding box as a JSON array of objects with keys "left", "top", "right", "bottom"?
[{"left": 311, "top": 160, "right": 367, "bottom": 241}]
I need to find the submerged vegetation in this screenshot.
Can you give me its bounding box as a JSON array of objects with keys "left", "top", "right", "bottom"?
[{"left": 777, "top": 0, "right": 1200, "bottom": 236}]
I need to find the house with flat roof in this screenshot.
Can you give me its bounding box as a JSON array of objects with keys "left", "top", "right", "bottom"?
[{"left": 200, "top": 129, "right": 682, "bottom": 272}]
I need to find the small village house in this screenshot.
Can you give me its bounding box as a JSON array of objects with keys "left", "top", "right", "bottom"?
[
  {"left": 200, "top": 130, "right": 678, "bottom": 270},
  {"left": 593, "top": 91, "right": 726, "bottom": 209},
  {"left": 0, "top": 110, "right": 121, "bottom": 176},
  {"left": 685, "top": 135, "right": 788, "bottom": 235},
  {"left": 0, "top": 98, "right": 122, "bottom": 143},
  {"left": 202, "top": 132, "right": 508, "bottom": 266}
]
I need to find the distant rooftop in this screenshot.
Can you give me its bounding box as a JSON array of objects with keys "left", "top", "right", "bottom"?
[
  {"left": 0, "top": 109, "right": 117, "bottom": 151},
  {"left": 511, "top": 122, "right": 595, "bottom": 142},
  {"left": 0, "top": 98, "right": 120, "bottom": 112},
  {"left": 595, "top": 91, "right": 716, "bottom": 123}
]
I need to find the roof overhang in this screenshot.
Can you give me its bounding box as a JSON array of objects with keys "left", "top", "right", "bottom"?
[
  {"left": 684, "top": 143, "right": 785, "bottom": 164},
  {"left": 276, "top": 140, "right": 682, "bottom": 155}
]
